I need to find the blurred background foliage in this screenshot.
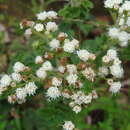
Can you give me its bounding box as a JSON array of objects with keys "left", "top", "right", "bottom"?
[{"left": 0, "top": 0, "right": 130, "bottom": 130}]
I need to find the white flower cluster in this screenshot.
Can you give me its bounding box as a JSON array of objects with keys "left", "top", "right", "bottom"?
[
  {"left": 22, "top": 11, "right": 58, "bottom": 37},
  {"left": 63, "top": 39, "right": 79, "bottom": 53},
  {"left": 34, "top": 21, "right": 58, "bottom": 33},
  {"left": 63, "top": 121, "right": 75, "bottom": 130},
  {"left": 104, "top": 0, "right": 130, "bottom": 11},
  {"left": 52, "top": 77, "right": 62, "bottom": 87},
  {"left": 11, "top": 72, "right": 22, "bottom": 82},
  {"left": 108, "top": 27, "right": 130, "bottom": 47},
  {"left": 77, "top": 50, "right": 96, "bottom": 61},
  {"left": 66, "top": 74, "right": 78, "bottom": 85},
  {"left": 58, "top": 65, "right": 65, "bottom": 73},
  {"left": 102, "top": 49, "right": 123, "bottom": 93},
  {"left": 36, "top": 11, "right": 57, "bottom": 21},
  {"left": 104, "top": 0, "right": 123, "bottom": 9},
  {"left": 2, "top": 11, "right": 126, "bottom": 130},
  {"left": 11, "top": 62, "right": 27, "bottom": 83},
  {"left": 0, "top": 74, "right": 12, "bottom": 88},
  {"left": 68, "top": 91, "right": 97, "bottom": 114},
  {"left": 105, "top": 0, "right": 130, "bottom": 47},
  {"left": 36, "top": 61, "right": 53, "bottom": 79},
  {"left": 64, "top": 64, "right": 83, "bottom": 87},
  {"left": 98, "top": 66, "right": 109, "bottom": 77},
  {"left": 102, "top": 49, "right": 124, "bottom": 78},
  {"left": 66, "top": 64, "right": 77, "bottom": 74},
  {"left": 49, "top": 39, "right": 60, "bottom": 50},
  {"left": 35, "top": 56, "right": 43, "bottom": 64},
  {"left": 34, "top": 23, "right": 44, "bottom": 32},
  {"left": 48, "top": 37, "right": 80, "bottom": 53},
  {"left": 109, "top": 81, "right": 122, "bottom": 93},
  {"left": 46, "top": 86, "right": 61, "bottom": 100},
  {"left": 0, "top": 61, "right": 38, "bottom": 104},
  {"left": 15, "top": 82, "right": 37, "bottom": 104},
  {"left": 119, "top": 1, "right": 130, "bottom": 12},
  {"left": 9, "top": 82, "right": 37, "bottom": 104},
  {"left": 82, "top": 67, "right": 96, "bottom": 82},
  {"left": 46, "top": 22, "right": 58, "bottom": 32},
  {"left": 33, "top": 57, "right": 97, "bottom": 112},
  {"left": 13, "top": 62, "right": 26, "bottom": 73},
  {"left": 0, "top": 62, "right": 26, "bottom": 94}
]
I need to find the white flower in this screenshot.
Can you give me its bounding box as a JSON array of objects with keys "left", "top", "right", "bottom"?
[
  {"left": 63, "top": 41, "right": 75, "bottom": 53},
  {"left": 24, "top": 28, "right": 32, "bottom": 36},
  {"left": 36, "top": 67, "right": 47, "bottom": 79},
  {"left": 114, "top": 0, "right": 123, "bottom": 4},
  {"left": 71, "top": 92, "right": 83, "bottom": 104},
  {"left": 16, "top": 88, "right": 27, "bottom": 100},
  {"left": 42, "top": 61, "right": 53, "bottom": 71},
  {"left": 71, "top": 91, "right": 92, "bottom": 105},
  {"left": 104, "top": 0, "right": 114, "bottom": 8},
  {"left": 46, "top": 87, "right": 61, "bottom": 99},
  {"left": 11, "top": 73, "right": 22, "bottom": 82},
  {"left": 0, "top": 75, "right": 12, "bottom": 87},
  {"left": 104, "top": 0, "right": 123, "bottom": 9},
  {"left": 49, "top": 39, "right": 60, "bottom": 49},
  {"left": 109, "top": 81, "right": 122, "bottom": 93},
  {"left": 35, "top": 56, "right": 43, "bottom": 64},
  {"left": 110, "top": 64, "right": 124, "bottom": 78},
  {"left": 89, "top": 53, "right": 96, "bottom": 60},
  {"left": 58, "top": 32, "right": 68, "bottom": 40},
  {"left": 82, "top": 67, "right": 96, "bottom": 82},
  {"left": 113, "top": 58, "right": 121, "bottom": 65},
  {"left": 25, "top": 82, "right": 37, "bottom": 96},
  {"left": 119, "top": 41, "right": 128, "bottom": 47},
  {"left": 107, "top": 79, "right": 114, "bottom": 85},
  {"left": 98, "top": 66, "right": 109, "bottom": 77},
  {"left": 71, "top": 39, "right": 79, "bottom": 48},
  {"left": 8, "top": 95, "right": 16, "bottom": 104},
  {"left": 34, "top": 23, "right": 44, "bottom": 32},
  {"left": 69, "top": 102, "right": 75, "bottom": 107},
  {"left": 47, "top": 11, "right": 57, "bottom": 19},
  {"left": 77, "top": 50, "right": 90, "bottom": 61},
  {"left": 82, "top": 95, "right": 92, "bottom": 104},
  {"left": 66, "top": 64, "right": 77, "bottom": 74},
  {"left": 102, "top": 55, "right": 111, "bottom": 63},
  {"left": 13, "top": 62, "right": 25, "bottom": 72},
  {"left": 66, "top": 74, "right": 78, "bottom": 85},
  {"left": 58, "top": 66, "right": 65, "bottom": 73},
  {"left": 62, "top": 92, "right": 70, "bottom": 99},
  {"left": 121, "top": 1, "right": 130, "bottom": 11},
  {"left": 46, "top": 22, "right": 58, "bottom": 32},
  {"left": 118, "top": 31, "right": 129, "bottom": 43},
  {"left": 63, "top": 121, "right": 75, "bottom": 130},
  {"left": 52, "top": 77, "right": 62, "bottom": 87},
  {"left": 107, "top": 49, "right": 117, "bottom": 60},
  {"left": 36, "top": 11, "right": 47, "bottom": 20},
  {"left": 72, "top": 105, "right": 81, "bottom": 114},
  {"left": 108, "top": 27, "right": 120, "bottom": 38}
]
